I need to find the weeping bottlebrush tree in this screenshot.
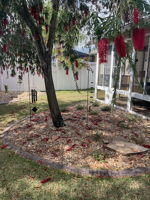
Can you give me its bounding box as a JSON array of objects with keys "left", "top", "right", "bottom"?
[
  {"left": 0, "top": 0, "right": 150, "bottom": 127},
  {"left": 0, "top": 0, "right": 109, "bottom": 128}
]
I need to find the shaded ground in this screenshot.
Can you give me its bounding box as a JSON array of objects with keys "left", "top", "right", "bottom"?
[
  {"left": 0, "top": 91, "right": 150, "bottom": 200},
  {"left": 4, "top": 103, "right": 150, "bottom": 171}
]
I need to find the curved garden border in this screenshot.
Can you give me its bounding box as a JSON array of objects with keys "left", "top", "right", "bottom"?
[{"left": 1, "top": 118, "right": 150, "bottom": 178}]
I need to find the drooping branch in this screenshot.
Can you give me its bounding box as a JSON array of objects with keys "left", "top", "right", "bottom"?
[{"left": 14, "top": 0, "right": 47, "bottom": 68}]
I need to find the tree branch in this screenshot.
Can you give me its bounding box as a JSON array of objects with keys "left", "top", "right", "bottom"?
[
  {"left": 47, "top": 0, "right": 60, "bottom": 54},
  {"left": 15, "top": 0, "right": 47, "bottom": 66}
]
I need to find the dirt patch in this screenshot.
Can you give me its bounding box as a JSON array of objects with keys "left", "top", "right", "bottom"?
[
  {"left": 3, "top": 105, "right": 150, "bottom": 171},
  {"left": 0, "top": 92, "right": 19, "bottom": 104}
]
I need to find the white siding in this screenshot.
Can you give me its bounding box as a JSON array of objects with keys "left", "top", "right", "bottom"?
[{"left": 0, "top": 63, "right": 96, "bottom": 91}]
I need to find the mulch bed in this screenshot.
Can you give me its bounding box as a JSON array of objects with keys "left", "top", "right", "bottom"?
[{"left": 2, "top": 104, "right": 150, "bottom": 171}]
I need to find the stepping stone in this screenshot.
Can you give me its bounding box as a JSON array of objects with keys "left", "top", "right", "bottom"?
[{"left": 107, "top": 139, "right": 148, "bottom": 155}]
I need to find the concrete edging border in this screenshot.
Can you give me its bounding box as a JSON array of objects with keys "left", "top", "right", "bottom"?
[{"left": 1, "top": 119, "right": 150, "bottom": 178}]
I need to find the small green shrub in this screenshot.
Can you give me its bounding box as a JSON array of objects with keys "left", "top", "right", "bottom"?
[
  {"left": 91, "top": 132, "right": 102, "bottom": 141},
  {"left": 92, "top": 101, "right": 100, "bottom": 107},
  {"left": 76, "top": 105, "right": 84, "bottom": 110},
  {"left": 92, "top": 150, "right": 105, "bottom": 162},
  {"left": 101, "top": 105, "right": 111, "bottom": 112},
  {"left": 118, "top": 121, "right": 129, "bottom": 129},
  {"left": 90, "top": 110, "right": 98, "bottom": 115},
  {"left": 125, "top": 114, "right": 137, "bottom": 122}
]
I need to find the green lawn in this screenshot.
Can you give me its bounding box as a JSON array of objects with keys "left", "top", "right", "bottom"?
[{"left": 0, "top": 91, "right": 150, "bottom": 200}]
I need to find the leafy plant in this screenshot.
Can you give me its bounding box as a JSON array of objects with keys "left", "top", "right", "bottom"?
[
  {"left": 92, "top": 101, "right": 99, "bottom": 107},
  {"left": 92, "top": 150, "right": 105, "bottom": 162},
  {"left": 90, "top": 110, "right": 98, "bottom": 115},
  {"left": 125, "top": 114, "right": 137, "bottom": 122},
  {"left": 118, "top": 121, "right": 130, "bottom": 129},
  {"left": 76, "top": 105, "right": 84, "bottom": 110},
  {"left": 101, "top": 105, "right": 111, "bottom": 112},
  {"left": 91, "top": 132, "right": 102, "bottom": 142}
]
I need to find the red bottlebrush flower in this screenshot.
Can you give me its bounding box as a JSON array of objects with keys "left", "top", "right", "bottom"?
[
  {"left": 33, "top": 12, "right": 40, "bottom": 21},
  {"left": 71, "top": 17, "right": 76, "bottom": 25},
  {"left": 66, "top": 144, "right": 76, "bottom": 151},
  {"left": 45, "top": 24, "right": 49, "bottom": 33},
  {"left": 132, "top": 28, "right": 145, "bottom": 51},
  {"left": 98, "top": 38, "right": 109, "bottom": 63},
  {"left": 115, "top": 35, "right": 126, "bottom": 57},
  {"left": 2, "top": 18, "right": 9, "bottom": 26},
  {"left": 66, "top": 139, "right": 72, "bottom": 144},
  {"left": 3, "top": 44, "right": 9, "bottom": 53},
  {"left": 41, "top": 138, "right": 49, "bottom": 142},
  {"left": 133, "top": 8, "right": 140, "bottom": 24},
  {"left": 40, "top": 177, "right": 51, "bottom": 184},
  {"left": 30, "top": 7, "right": 36, "bottom": 16},
  {"left": 75, "top": 72, "right": 79, "bottom": 80},
  {"left": 44, "top": 116, "right": 48, "bottom": 122},
  {"left": 81, "top": 142, "right": 88, "bottom": 148},
  {"left": 65, "top": 68, "right": 69, "bottom": 75},
  {"left": 75, "top": 60, "right": 78, "bottom": 68},
  {"left": 143, "top": 144, "right": 150, "bottom": 149},
  {"left": 26, "top": 124, "right": 33, "bottom": 128},
  {"left": 0, "top": 144, "right": 8, "bottom": 149}
]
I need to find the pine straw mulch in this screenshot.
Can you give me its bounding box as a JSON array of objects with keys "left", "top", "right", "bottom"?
[{"left": 4, "top": 104, "right": 150, "bottom": 171}]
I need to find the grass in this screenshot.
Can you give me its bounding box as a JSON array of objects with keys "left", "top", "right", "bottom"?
[{"left": 0, "top": 91, "right": 150, "bottom": 200}]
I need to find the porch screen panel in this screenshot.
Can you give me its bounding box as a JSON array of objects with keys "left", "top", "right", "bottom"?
[
  {"left": 98, "top": 45, "right": 112, "bottom": 87},
  {"left": 132, "top": 36, "right": 149, "bottom": 94}
]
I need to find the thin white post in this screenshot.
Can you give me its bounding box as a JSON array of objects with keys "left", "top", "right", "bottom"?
[
  {"left": 109, "top": 44, "right": 114, "bottom": 88},
  {"left": 94, "top": 52, "right": 99, "bottom": 99},
  {"left": 143, "top": 36, "right": 150, "bottom": 93},
  {"left": 127, "top": 49, "right": 136, "bottom": 111}
]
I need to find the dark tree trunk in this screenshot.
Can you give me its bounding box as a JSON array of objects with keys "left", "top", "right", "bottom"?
[
  {"left": 16, "top": 0, "right": 64, "bottom": 128},
  {"left": 43, "top": 62, "right": 65, "bottom": 128}
]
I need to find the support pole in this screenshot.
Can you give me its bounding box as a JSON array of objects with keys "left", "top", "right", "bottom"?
[
  {"left": 94, "top": 53, "right": 99, "bottom": 99},
  {"left": 28, "top": 71, "right": 31, "bottom": 122},
  {"left": 109, "top": 44, "right": 114, "bottom": 89},
  {"left": 127, "top": 49, "right": 136, "bottom": 111},
  {"left": 86, "top": 68, "right": 90, "bottom": 125}
]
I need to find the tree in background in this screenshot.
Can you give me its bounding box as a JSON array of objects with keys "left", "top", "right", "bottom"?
[{"left": 0, "top": 0, "right": 149, "bottom": 127}]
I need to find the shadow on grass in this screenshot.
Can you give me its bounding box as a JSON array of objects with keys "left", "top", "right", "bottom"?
[{"left": 0, "top": 147, "right": 150, "bottom": 200}]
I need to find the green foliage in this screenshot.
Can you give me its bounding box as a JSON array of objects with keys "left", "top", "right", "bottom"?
[
  {"left": 76, "top": 104, "right": 84, "bottom": 110},
  {"left": 92, "top": 101, "right": 100, "bottom": 107},
  {"left": 101, "top": 105, "right": 111, "bottom": 112},
  {"left": 125, "top": 114, "right": 137, "bottom": 122},
  {"left": 89, "top": 110, "right": 98, "bottom": 115},
  {"left": 92, "top": 150, "right": 105, "bottom": 162},
  {"left": 91, "top": 132, "right": 102, "bottom": 141}
]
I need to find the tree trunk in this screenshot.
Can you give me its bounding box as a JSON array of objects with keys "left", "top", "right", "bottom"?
[{"left": 43, "top": 62, "right": 65, "bottom": 128}]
